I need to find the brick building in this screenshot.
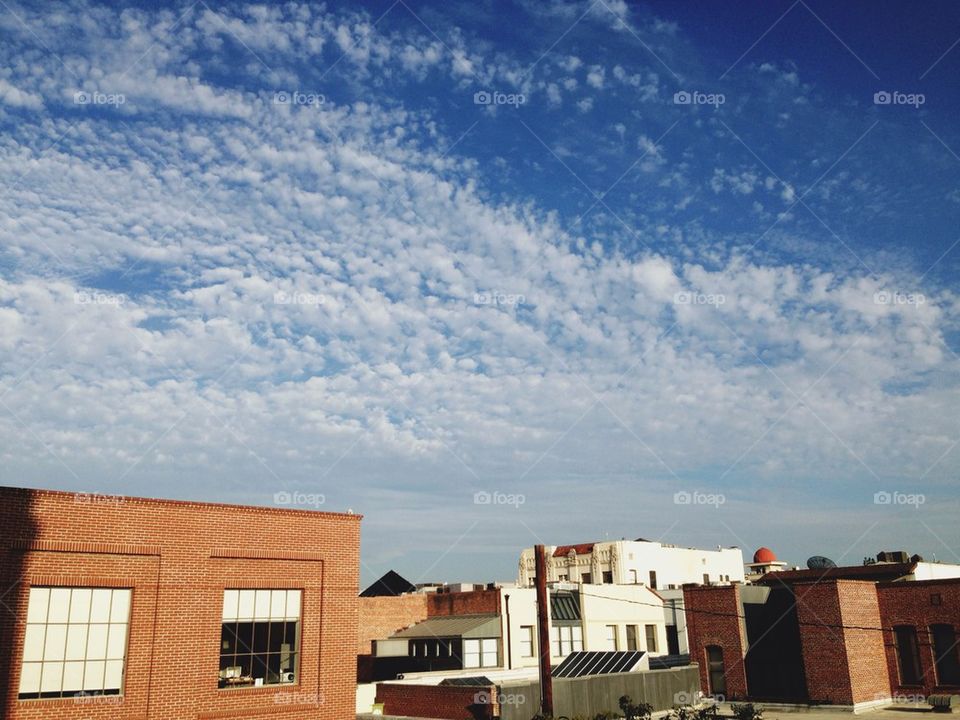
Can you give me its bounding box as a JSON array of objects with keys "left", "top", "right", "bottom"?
[
  {"left": 684, "top": 571, "right": 960, "bottom": 708},
  {"left": 0, "top": 486, "right": 361, "bottom": 720}
]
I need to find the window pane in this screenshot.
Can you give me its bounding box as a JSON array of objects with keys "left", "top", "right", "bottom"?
[
  {"left": 237, "top": 590, "right": 255, "bottom": 621},
  {"left": 86, "top": 624, "right": 109, "bottom": 660},
  {"left": 895, "top": 626, "right": 922, "bottom": 685},
  {"left": 65, "top": 624, "right": 88, "bottom": 661},
  {"left": 110, "top": 590, "right": 131, "bottom": 623},
  {"left": 26, "top": 589, "right": 50, "bottom": 624},
  {"left": 23, "top": 625, "right": 46, "bottom": 662},
  {"left": 286, "top": 590, "right": 301, "bottom": 620},
  {"left": 62, "top": 661, "right": 85, "bottom": 692},
  {"left": 84, "top": 660, "right": 105, "bottom": 691},
  {"left": 19, "top": 662, "right": 42, "bottom": 695},
  {"left": 48, "top": 589, "right": 71, "bottom": 623},
  {"left": 40, "top": 661, "right": 64, "bottom": 694},
  {"left": 269, "top": 622, "right": 286, "bottom": 653},
  {"left": 253, "top": 622, "right": 269, "bottom": 653},
  {"left": 104, "top": 659, "right": 124, "bottom": 690},
  {"left": 254, "top": 590, "right": 271, "bottom": 620},
  {"left": 222, "top": 623, "right": 239, "bottom": 655},
  {"left": 223, "top": 590, "right": 239, "bottom": 621},
  {"left": 236, "top": 622, "right": 254, "bottom": 654},
  {"left": 270, "top": 590, "right": 286, "bottom": 620},
  {"left": 44, "top": 624, "right": 67, "bottom": 661},
  {"left": 90, "top": 589, "right": 112, "bottom": 623},
  {"left": 69, "top": 589, "right": 92, "bottom": 624},
  {"left": 932, "top": 624, "right": 960, "bottom": 686},
  {"left": 107, "top": 624, "right": 128, "bottom": 659}
]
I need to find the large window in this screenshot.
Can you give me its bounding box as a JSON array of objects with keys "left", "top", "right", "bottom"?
[
  {"left": 894, "top": 625, "right": 923, "bottom": 685},
  {"left": 220, "top": 590, "right": 300, "bottom": 688},
  {"left": 550, "top": 625, "right": 583, "bottom": 656},
  {"left": 706, "top": 645, "right": 726, "bottom": 695},
  {"left": 463, "top": 638, "right": 498, "bottom": 668},
  {"left": 19, "top": 587, "right": 131, "bottom": 699},
  {"left": 931, "top": 624, "right": 960, "bottom": 686},
  {"left": 626, "top": 625, "right": 639, "bottom": 652},
  {"left": 520, "top": 626, "right": 535, "bottom": 658}
]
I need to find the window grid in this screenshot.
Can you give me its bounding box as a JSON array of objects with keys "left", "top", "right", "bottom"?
[
  {"left": 219, "top": 590, "right": 301, "bottom": 689},
  {"left": 19, "top": 587, "right": 131, "bottom": 700}
]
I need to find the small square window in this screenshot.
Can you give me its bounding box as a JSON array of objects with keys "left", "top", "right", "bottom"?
[{"left": 931, "top": 593, "right": 943, "bottom": 606}]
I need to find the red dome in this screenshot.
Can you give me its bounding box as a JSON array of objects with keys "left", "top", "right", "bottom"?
[{"left": 753, "top": 547, "right": 777, "bottom": 563}]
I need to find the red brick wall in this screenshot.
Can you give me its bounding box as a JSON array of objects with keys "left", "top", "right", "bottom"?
[
  {"left": 836, "top": 581, "right": 890, "bottom": 704},
  {"left": 375, "top": 682, "right": 497, "bottom": 720},
  {"left": 683, "top": 584, "right": 748, "bottom": 699},
  {"left": 427, "top": 589, "right": 500, "bottom": 617},
  {"left": 793, "top": 580, "right": 890, "bottom": 705},
  {"left": 0, "top": 487, "right": 361, "bottom": 720},
  {"left": 357, "top": 595, "right": 429, "bottom": 654},
  {"left": 878, "top": 578, "right": 960, "bottom": 696}
]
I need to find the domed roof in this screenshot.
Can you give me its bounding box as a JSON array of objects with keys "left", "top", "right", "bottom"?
[{"left": 753, "top": 547, "right": 777, "bottom": 563}]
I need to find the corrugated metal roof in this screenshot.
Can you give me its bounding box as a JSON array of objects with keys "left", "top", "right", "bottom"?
[
  {"left": 389, "top": 614, "right": 501, "bottom": 639},
  {"left": 553, "top": 650, "right": 646, "bottom": 678},
  {"left": 551, "top": 592, "right": 581, "bottom": 623}
]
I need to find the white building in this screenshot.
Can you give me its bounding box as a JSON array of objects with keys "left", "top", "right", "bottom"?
[{"left": 518, "top": 539, "right": 744, "bottom": 655}]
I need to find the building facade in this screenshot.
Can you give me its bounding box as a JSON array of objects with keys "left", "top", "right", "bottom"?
[
  {"left": 0, "top": 486, "right": 361, "bottom": 720},
  {"left": 684, "top": 572, "right": 960, "bottom": 708}
]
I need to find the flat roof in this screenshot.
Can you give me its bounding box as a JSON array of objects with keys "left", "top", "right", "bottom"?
[
  {"left": 0, "top": 485, "right": 362, "bottom": 521},
  {"left": 390, "top": 614, "right": 501, "bottom": 639}
]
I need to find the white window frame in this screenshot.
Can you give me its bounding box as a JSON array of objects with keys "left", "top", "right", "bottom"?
[{"left": 19, "top": 587, "right": 132, "bottom": 699}]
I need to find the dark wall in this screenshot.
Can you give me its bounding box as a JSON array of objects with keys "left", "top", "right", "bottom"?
[{"left": 743, "top": 587, "right": 807, "bottom": 701}]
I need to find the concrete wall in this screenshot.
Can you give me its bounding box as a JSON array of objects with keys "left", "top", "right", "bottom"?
[{"left": 499, "top": 666, "right": 700, "bottom": 720}]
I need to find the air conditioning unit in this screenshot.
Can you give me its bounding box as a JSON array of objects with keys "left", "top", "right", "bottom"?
[{"left": 281, "top": 672, "right": 295, "bottom": 683}]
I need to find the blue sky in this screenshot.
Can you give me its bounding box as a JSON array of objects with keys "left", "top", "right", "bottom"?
[{"left": 1, "top": 0, "right": 958, "bottom": 586}]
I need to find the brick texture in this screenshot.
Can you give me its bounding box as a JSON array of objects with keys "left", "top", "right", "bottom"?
[
  {"left": 375, "top": 682, "right": 497, "bottom": 720},
  {"left": 0, "top": 486, "right": 361, "bottom": 720},
  {"left": 877, "top": 578, "right": 960, "bottom": 696},
  {"left": 683, "top": 584, "right": 749, "bottom": 699}
]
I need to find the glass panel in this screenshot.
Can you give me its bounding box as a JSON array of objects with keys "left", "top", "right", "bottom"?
[
  {"left": 62, "top": 661, "right": 85, "bottom": 692},
  {"left": 65, "top": 624, "right": 88, "bottom": 661},
  {"left": 26, "top": 588, "right": 50, "bottom": 624},
  {"left": 572, "top": 625, "right": 583, "bottom": 652},
  {"left": 223, "top": 590, "right": 239, "bottom": 621},
  {"left": 23, "top": 625, "right": 46, "bottom": 662},
  {"left": 19, "top": 662, "right": 42, "bottom": 695},
  {"left": 283, "top": 621, "right": 298, "bottom": 650},
  {"left": 254, "top": 590, "right": 271, "bottom": 620},
  {"left": 90, "top": 589, "right": 112, "bottom": 623},
  {"left": 237, "top": 590, "right": 255, "bottom": 621},
  {"left": 107, "top": 624, "right": 128, "bottom": 659},
  {"left": 69, "top": 589, "right": 92, "bottom": 623},
  {"left": 110, "top": 590, "right": 131, "bottom": 623},
  {"left": 270, "top": 590, "right": 286, "bottom": 620},
  {"left": 86, "top": 624, "right": 109, "bottom": 660},
  {"left": 84, "top": 660, "right": 105, "bottom": 691},
  {"left": 221, "top": 623, "right": 239, "bottom": 655},
  {"left": 48, "top": 589, "right": 71, "bottom": 623},
  {"left": 286, "top": 590, "right": 301, "bottom": 620},
  {"left": 253, "top": 622, "right": 269, "bottom": 653},
  {"left": 269, "top": 621, "right": 286, "bottom": 653},
  {"left": 104, "top": 659, "right": 124, "bottom": 690},
  {"left": 236, "top": 622, "right": 254, "bottom": 654},
  {"left": 44, "top": 624, "right": 67, "bottom": 661},
  {"left": 40, "top": 661, "right": 64, "bottom": 694}
]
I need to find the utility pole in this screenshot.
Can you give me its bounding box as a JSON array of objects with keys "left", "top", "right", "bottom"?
[
  {"left": 535, "top": 544, "right": 554, "bottom": 716},
  {"left": 504, "top": 593, "right": 512, "bottom": 670}
]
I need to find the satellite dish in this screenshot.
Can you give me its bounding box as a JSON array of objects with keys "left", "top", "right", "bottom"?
[{"left": 807, "top": 556, "right": 838, "bottom": 570}]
